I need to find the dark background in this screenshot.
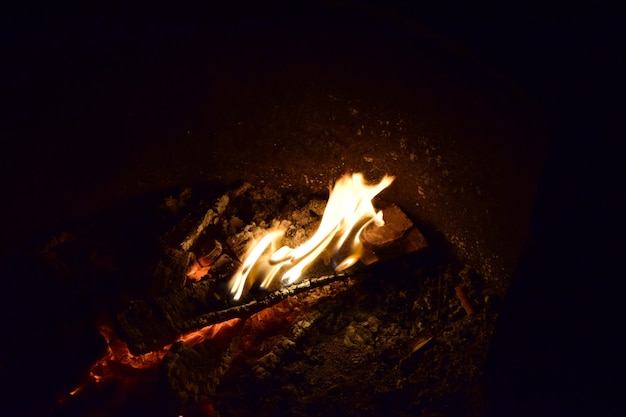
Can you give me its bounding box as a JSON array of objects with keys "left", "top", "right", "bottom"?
[{"left": 2, "top": 2, "right": 624, "bottom": 416}]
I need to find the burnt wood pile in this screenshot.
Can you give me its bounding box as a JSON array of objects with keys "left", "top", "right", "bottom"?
[
  {"left": 2, "top": 182, "right": 499, "bottom": 417},
  {"left": 116, "top": 182, "right": 427, "bottom": 356}
]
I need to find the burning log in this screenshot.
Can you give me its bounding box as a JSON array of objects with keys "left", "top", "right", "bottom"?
[
  {"left": 115, "top": 175, "right": 428, "bottom": 355},
  {"left": 116, "top": 205, "right": 427, "bottom": 355}
]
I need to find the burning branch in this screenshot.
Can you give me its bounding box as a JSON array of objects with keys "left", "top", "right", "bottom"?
[{"left": 190, "top": 272, "right": 351, "bottom": 330}]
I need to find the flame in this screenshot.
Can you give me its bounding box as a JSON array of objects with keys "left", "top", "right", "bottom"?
[{"left": 229, "top": 173, "right": 394, "bottom": 300}]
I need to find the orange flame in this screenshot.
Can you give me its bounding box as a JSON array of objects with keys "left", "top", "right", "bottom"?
[{"left": 229, "top": 173, "right": 394, "bottom": 300}]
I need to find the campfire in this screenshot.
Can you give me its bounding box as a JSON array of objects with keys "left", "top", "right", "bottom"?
[
  {"left": 0, "top": 4, "right": 547, "bottom": 416},
  {"left": 4, "top": 172, "right": 499, "bottom": 417}
]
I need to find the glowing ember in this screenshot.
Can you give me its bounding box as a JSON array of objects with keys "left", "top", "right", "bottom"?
[
  {"left": 178, "top": 318, "right": 242, "bottom": 345},
  {"left": 229, "top": 173, "right": 394, "bottom": 300},
  {"left": 187, "top": 253, "right": 217, "bottom": 281},
  {"left": 187, "top": 242, "right": 223, "bottom": 281},
  {"left": 65, "top": 319, "right": 243, "bottom": 408}
]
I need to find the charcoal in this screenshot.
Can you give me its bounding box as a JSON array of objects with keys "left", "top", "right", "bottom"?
[
  {"left": 116, "top": 279, "right": 231, "bottom": 355},
  {"left": 152, "top": 248, "right": 196, "bottom": 293}
]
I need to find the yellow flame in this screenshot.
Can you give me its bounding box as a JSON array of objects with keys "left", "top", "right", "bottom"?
[{"left": 229, "top": 173, "right": 394, "bottom": 300}]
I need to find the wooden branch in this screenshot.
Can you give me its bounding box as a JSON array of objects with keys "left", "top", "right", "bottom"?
[{"left": 186, "top": 272, "right": 350, "bottom": 332}]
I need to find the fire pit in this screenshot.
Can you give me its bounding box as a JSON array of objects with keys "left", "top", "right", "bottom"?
[{"left": 1, "top": 8, "right": 544, "bottom": 417}]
